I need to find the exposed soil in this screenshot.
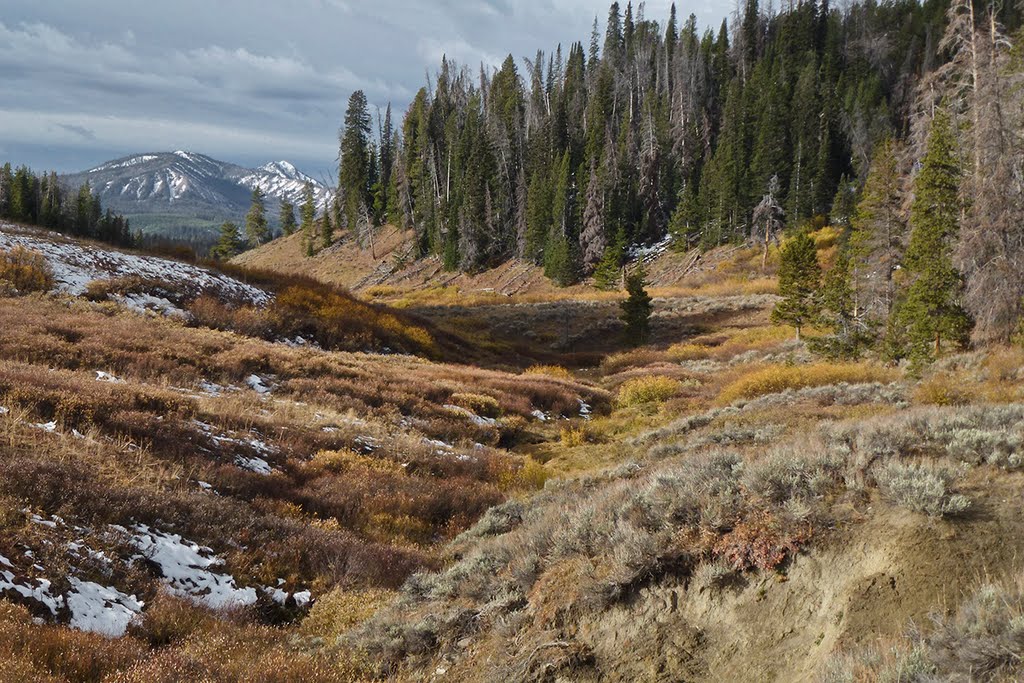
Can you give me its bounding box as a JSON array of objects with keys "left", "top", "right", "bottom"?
[{"left": 410, "top": 471, "right": 1024, "bottom": 682}]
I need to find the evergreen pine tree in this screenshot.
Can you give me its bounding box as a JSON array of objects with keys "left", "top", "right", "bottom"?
[
  {"left": 320, "top": 210, "right": 333, "bottom": 250},
  {"left": 339, "top": 90, "right": 373, "bottom": 235},
  {"left": 893, "top": 110, "right": 972, "bottom": 366},
  {"left": 211, "top": 221, "right": 244, "bottom": 260},
  {"left": 279, "top": 200, "right": 297, "bottom": 236},
  {"left": 809, "top": 252, "right": 873, "bottom": 358},
  {"left": 580, "top": 161, "right": 606, "bottom": 273},
  {"left": 620, "top": 265, "right": 653, "bottom": 346},
  {"left": 245, "top": 188, "right": 270, "bottom": 246},
  {"left": 771, "top": 232, "right": 821, "bottom": 340},
  {"left": 849, "top": 138, "right": 904, "bottom": 324}
]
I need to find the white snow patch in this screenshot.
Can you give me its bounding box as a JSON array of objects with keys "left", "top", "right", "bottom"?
[
  {"left": 120, "top": 524, "right": 258, "bottom": 609},
  {"left": 443, "top": 404, "right": 497, "bottom": 426},
  {"left": 0, "top": 224, "right": 271, "bottom": 306},
  {"left": 245, "top": 374, "right": 272, "bottom": 394},
  {"left": 0, "top": 564, "right": 63, "bottom": 615},
  {"left": 30, "top": 514, "right": 59, "bottom": 528},
  {"left": 234, "top": 455, "right": 274, "bottom": 475},
  {"left": 268, "top": 587, "right": 289, "bottom": 605},
  {"left": 578, "top": 399, "right": 592, "bottom": 420},
  {"left": 531, "top": 409, "right": 549, "bottom": 422},
  {"left": 628, "top": 234, "right": 673, "bottom": 263},
  {"left": 293, "top": 590, "right": 311, "bottom": 607},
  {"left": 354, "top": 435, "right": 379, "bottom": 452},
  {"left": 422, "top": 437, "right": 455, "bottom": 455},
  {"left": 95, "top": 370, "right": 123, "bottom": 383},
  {"left": 113, "top": 293, "right": 187, "bottom": 318},
  {"left": 66, "top": 578, "right": 143, "bottom": 637},
  {"left": 192, "top": 420, "right": 278, "bottom": 474},
  {"left": 32, "top": 421, "right": 58, "bottom": 432}
]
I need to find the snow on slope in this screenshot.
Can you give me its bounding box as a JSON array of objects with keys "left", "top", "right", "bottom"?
[
  {"left": 0, "top": 223, "right": 271, "bottom": 306},
  {"left": 65, "top": 151, "right": 332, "bottom": 221},
  {"left": 237, "top": 160, "right": 332, "bottom": 211}
]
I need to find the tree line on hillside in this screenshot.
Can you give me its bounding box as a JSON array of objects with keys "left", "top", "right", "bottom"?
[
  {"left": 211, "top": 184, "right": 322, "bottom": 260},
  {"left": 310, "top": 0, "right": 1024, "bottom": 365},
  {"left": 0, "top": 164, "right": 136, "bottom": 248},
  {"left": 772, "top": 0, "right": 1024, "bottom": 367}
]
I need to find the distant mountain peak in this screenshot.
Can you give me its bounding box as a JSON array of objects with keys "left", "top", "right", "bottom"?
[{"left": 63, "top": 152, "right": 333, "bottom": 235}]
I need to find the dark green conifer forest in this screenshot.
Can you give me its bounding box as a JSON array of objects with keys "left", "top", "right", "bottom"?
[
  {"left": 331, "top": 0, "right": 1024, "bottom": 355},
  {"left": 0, "top": 164, "right": 135, "bottom": 248}
]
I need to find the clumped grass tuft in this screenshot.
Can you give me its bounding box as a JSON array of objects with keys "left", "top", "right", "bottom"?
[
  {"left": 449, "top": 392, "right": 502, "bottom": 418},
  {"left": 525, "top": 365, "right": 573, "bottom": 379},
  {"left": 874, "top": 461, "right": 971, "bottom": 517},
  {"left": 692, "top": 559, "right": 737, "bottom": 591},
  {"left": 560, "top": 424, "right": 589, "bottom": 447},
  {"left": 300, "top": 588, "right": 395, "bottom": 640},
  {"left": 617, "top": 375, "right": 683, "bottom": 408}
]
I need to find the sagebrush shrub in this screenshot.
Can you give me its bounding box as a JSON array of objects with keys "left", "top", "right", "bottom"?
[{"left": 874, "top": 462, "right": 971, "bottom": 517}]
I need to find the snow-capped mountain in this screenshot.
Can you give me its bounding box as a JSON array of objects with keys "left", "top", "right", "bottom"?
[{"left": 62, "top": 151, "right": 332, "bottom": 237}]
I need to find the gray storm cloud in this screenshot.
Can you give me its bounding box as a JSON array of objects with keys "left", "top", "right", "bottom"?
[{"left": 0, "top": 0, "right": 730, "bottom": 176}]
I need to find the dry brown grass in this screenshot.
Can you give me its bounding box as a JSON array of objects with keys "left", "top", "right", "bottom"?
[{"left": 0, "top": 287, "right": 611, "bottom": 680}]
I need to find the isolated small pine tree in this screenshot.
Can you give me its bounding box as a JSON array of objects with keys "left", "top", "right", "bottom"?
[
  {"left": 245, "top": 188, "right": 270, "bottom": 246},
  {"left": 620, "top": 266, "right": 653, "bottom": 346},
  {"left": 280, "top": 200, "right": 297, "bottom": 236},
  {"left": 772, "top": 232, "right": 821, "bottom": 340},
  {"left": 320, "top": 210, "right": 333, "bottom": 250},
  {"left": 210, "top": 221, "right": 243, "bottom": 260}
]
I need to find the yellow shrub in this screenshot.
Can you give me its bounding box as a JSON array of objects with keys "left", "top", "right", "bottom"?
[
  {"left": 525, "top": 365, "right": 573, "bottom": 379},
  {"left": 364, "top": 512, "right": 434, "bottom": 545},
  {"left": 450, "top": 392, "right": 501, "bottom": 418},
  {"left": 718, "top": 363, "right": 898, "bottom": 404},
  {"left": 913, "top": 374, "right": 977, "bottom": 406},
  {"left": 0, "top": 247, "right": 53, "bottom": 294},
  {"left": 300, "top": 587, "right": 394, "bottom": 639},
  {"left": 560, "top": 425, "right": 588, "bottom": 447},
  {"left": 667, "top": 343, "right": 711, "bottom": 361},
  {"left": 617, "top": 376, "right": 683, "bottom": 407},
  {"left": 307, "top": 449, "right": 401, "bottom": 475},
  {"left": 499, "top": 457, "right": 549, "bottom": 491}
]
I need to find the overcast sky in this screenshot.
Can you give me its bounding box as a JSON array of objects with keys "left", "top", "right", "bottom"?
[{"left": 0, "top": 1, "right": 731, "bottom": 178}]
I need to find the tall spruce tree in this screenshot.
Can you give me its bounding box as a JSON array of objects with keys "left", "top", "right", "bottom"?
[
  {"left": 339, "top": 90, "right": 373, "bottom": 236},
  {"left": 245, "top": 188, "right": 270, "bottom": 247},
  {"left": 849, "top": 138, "right": 905, "bottom": 325},
  {"left": 893, "top": 110, "right": 972, "bottom": 365}
]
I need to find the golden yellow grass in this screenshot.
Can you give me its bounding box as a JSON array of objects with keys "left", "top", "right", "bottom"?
[
  {"left": 617, "top": 376, "right": 684, "bottom": 407},
  {"left": 717, "top": 362, "right": 900, "bottom": 404}
]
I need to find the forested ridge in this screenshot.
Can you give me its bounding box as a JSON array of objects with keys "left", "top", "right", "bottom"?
[
  {"left": 0, "top": 164, "right": 135, "bottom": 248},
  {"left": 319, "top": 0, "right": 1024, "bottom": 357}
]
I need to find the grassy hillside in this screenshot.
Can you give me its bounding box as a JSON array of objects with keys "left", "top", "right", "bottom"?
[{"left": 2, "top": 224, "right": 1024, "bottom": 681}]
